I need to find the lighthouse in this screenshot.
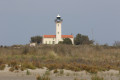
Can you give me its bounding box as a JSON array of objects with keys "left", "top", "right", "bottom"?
[
  {"left": 55, "top": 14, "right": 63, "bottom": 44},
  {"left": 43, "top": 14, "right": 74, "bottom": 44}
]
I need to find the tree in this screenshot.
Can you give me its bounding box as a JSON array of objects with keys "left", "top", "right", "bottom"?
[
  {"left": 62, "top": 38, "right": 72, "bottom": 44},
  {"left": 113, "top": 41, "right": 120, "bottom": 47},
  {"left": 30, "top": 36, "right": 42, "bottom": 44},
  {"left": 74, "top": 33, "right": 94, "bottom": 45}
]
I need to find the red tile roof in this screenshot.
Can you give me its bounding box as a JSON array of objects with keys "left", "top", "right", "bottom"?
[
  {"left": 43, "top": 35, "right": 73, "bottom": 38},
  {"left": 62, "top": 35, "right": 73, "bottom": 38},
  {"left": 43, "top": 35, "right": 56, "bottom": 38}
]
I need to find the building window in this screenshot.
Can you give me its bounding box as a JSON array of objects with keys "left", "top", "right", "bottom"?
[
  {"left": 53, "top": 41, "right": 55, "bottom": 44},
  {"left": 49, "top": 41, "right": 51, "bottom": 44},
  {"left": 46, "top": 41, "right": 47, "bottom": 44}
]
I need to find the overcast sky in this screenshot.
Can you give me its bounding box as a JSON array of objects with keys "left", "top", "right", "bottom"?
[{"left": 0, "top": 0, "right": 120, "bottom": 46}]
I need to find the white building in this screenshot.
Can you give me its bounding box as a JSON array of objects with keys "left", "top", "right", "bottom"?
[
  {"left": 43, "top": 14, "right": 74, "bottom": 44},
  {"left": 29, "top": 42, "right": 36, "bottom": 47}
]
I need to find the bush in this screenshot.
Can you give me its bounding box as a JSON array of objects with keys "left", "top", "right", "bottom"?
[
  {"left": 54, "top": 69, "right": 58, "bottom": 73},
  {"left": 14, "top": 65, "right": 20, "bottom": 70},
  {"left": 0, "top": 59, "right": 4, "bottom": 65},
  {"left": 20, "top": 66, "right": 25, "bottom": 71},
  {"left": 36, "top": 75, "right": 41, "bottom": 80},
  {"left": 30, "top": 36, "right": 42, "bottom": 44},
  {"left": 74, "top": 33, "right": 94, "bottom": 45},
  {"left": 8, "top": 61, "right": 17, "bottom": 67},
  {"left": 22, "top": 63, "right": 36, "bottom": 69},
  {"left": 74, "top": 77, "right": 79, "bottom": 80},
  {"left": 0, "top": 64, "right": 5, "bottom": 70},
  {"left": 62, "top": 38, "right": 72, "bottom": 44},
  {"left": 113, "top": 41, "right": 120, "bottom": 47},
  {"left": 26, "top": 70, "right": 31, "bottom": 75},
  {"left": 66, "top": 73, "right": 70, "bottom": 76},
  {"left": 44, "top": 70, "right": 50, "bottom": 76},
  {"left": 91, "top": 75, "right": 104, "bottom": 80},
  {"left": 9, "top": 67, "right": 14, "bottom": 72},
  {"left": 36, "top": 75, "right": 50, "bottom": 80},
  {"left": 33, "top": 62, "right": 43, "bottom": 68},
  {"left": 60, "top": 69, "right": 64, "bottom": 75},
  {"left": 22, "top": 47, "right": 29, "bottom": 54}
]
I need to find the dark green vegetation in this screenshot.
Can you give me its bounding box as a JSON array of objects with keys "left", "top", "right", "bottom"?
[
  {"left": 74, "top": 33, "right": 94, "bottom": 45},
  {"left": 113, "top": 41, "right": 120, "bottom": 47},
  {"left": 30, "top": 36, "right": 42, "bottom": 44},
  {"left": 59, "top": 38, "right": 72, "bottom": 44},
  {"left": 0, "top": 45, "right": 120, "bottom": 73}
]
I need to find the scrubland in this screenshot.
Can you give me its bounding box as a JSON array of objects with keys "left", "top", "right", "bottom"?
[{"left": 0, "top": 44, "right": 120, "bottom": 80}]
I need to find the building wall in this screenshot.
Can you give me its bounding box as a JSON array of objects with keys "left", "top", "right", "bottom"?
[
  {"left": 43, "top": 37, "right": 74, "bottom": 44},
  {"left": 43, "top": 38, "right": 56, "bottom": 44},
  {"left": 29, "top": 43, "right": 36, "bottom": 47},
  {"left": 70, "top": 38, "right": 74, "bottom": 44},
  {"left": 56, "top": 22, "right": 62, "bottom": 44}
]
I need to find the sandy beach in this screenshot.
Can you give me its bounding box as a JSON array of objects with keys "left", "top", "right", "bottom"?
[{"left": 0, "top": 65, "right": 120, "bottom": 80}]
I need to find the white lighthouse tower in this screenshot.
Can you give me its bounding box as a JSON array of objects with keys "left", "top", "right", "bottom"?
[
  {"left": 43, "top": 14, "right": 74, "bottom": 45},
  {"left": 55, "top": 14, "right": 63, "bottom": 44}
]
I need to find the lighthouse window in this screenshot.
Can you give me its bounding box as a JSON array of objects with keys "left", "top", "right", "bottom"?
[
  {"left": 57, "top": 17, "right": 60, "bottom": 19},
  {"left": 58, "top": 32, "right": 59, "bottom": 34},
  {"left": 58, "top": 24, "right": 59, "bottom": 26},
  {"left": 52, "top": 41, "right": 55, "bottom": 44}
]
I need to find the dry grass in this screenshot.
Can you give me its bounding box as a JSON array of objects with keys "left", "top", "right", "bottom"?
[{"left": 0, "top": 45, "right": 120, "bottom": 73}]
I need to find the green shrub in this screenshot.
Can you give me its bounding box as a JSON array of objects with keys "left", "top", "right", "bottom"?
[
  {"left": 74, "top": 77, "right": 79, "bottom": 80},
  {"left": 8, "top": 61, "right": 17, "bottom": 67},
  {"left": 60, "top": 69, "right": 64, "bottom": 75},
  {"left": 0, "top": 64, "right": 5, "bottom": 70},
  {"left": 20, "top": 66, "right": 25, "bottom": 71},
  {"left": 44, "top": 70, "right": 50, "bottom": 76},
  {"left": 91, "top": 75, "right": 104, "bottom": 80},
  {"left": 22, "top": 63, "right": 36, "bottom": 69},
  {"left": 14, "top": 65, "right": 20, "bottom": 70},
  {"left": 62, "top": 38, "right": 72, "bottom": 44},
  {"left": 0, "top": 60, "right": 4, "bottom": 65},
  {"left": 26, "top": 70, "right": 31, "bottom": 75},
  {"left": 36, "top": 75, "right": 41, "bottom": 80},
  {"left": 66, "top": 73, "right": 70, "bottom": 76},
  {"left": 22, "top": 47, "right": 29, "bottom": 54},
  {"left": 36, "top": 75, "right": 50, "bottom": 80},
  {"left": 33, "top": 62, "right": 43, "bottom": 68},
  {"left": 9, "top": 67, "right": 14, "bottom": 72},
  {"left": 54, "top": 69, "right": 58, "bottom": 73},
  {"left": 46, "top": 64, "right": 58, "bottom": 70},
  {"left": 89, "top": 68, "right": 98, "bottom": 74}
]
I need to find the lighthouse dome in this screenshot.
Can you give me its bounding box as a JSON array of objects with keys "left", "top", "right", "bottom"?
[
  {"left": 55, "top": 14, "right": 63, "bottom": 22},
  {"left": 57, "top": 14, "right": 61, "bottom": 17}
]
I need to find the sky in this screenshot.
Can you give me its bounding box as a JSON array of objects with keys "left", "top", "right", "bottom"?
[{"left": 0, "top": 0, "right": 120, "bottom": 46}]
